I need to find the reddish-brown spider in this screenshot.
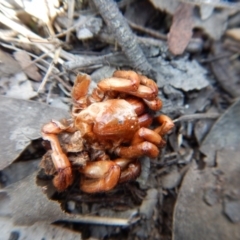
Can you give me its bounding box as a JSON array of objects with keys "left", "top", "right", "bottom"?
[{"left": 41, "top": 70, "right": 174, "bottom": 193}]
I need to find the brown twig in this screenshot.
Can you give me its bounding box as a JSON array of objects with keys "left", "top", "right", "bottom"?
[
  {"left": 128, "top": 20, "right": 167, "bottom": 41},
  {"left": 91, "top": 0, "right": 155, "bottom": 77}
]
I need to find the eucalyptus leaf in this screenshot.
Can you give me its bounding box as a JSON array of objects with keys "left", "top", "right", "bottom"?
[{"left": 0, "top": 96, "right": 69, "bottom": 170}]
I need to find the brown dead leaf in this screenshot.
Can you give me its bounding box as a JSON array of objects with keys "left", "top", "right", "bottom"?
[
  {"left": 14, "top": 50, "right": 42, "bottom": 81},
  {"left": 150, "top": 0, "right": 229, "bottom": 40},
  {"left": 168, "top": 3, "right": 194, "bottom": 55},
  {"left": 0, "top": 49, "right": 21, "bottom": 77}
]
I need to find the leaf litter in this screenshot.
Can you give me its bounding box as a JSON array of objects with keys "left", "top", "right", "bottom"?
[
  {"left": 0, "top": 96, "right": 68, "bottom": 170},
  {"left": 14, "top": 51, "right": 42, "bottom": 82},
  {"left": 0, "top": 0, "right": 240, "bottom": 239},
  {"left": 173, "top": 149, "right": 240, "bottom": 240}
]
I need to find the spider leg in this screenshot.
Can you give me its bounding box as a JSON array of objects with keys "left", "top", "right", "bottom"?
[
  {"left": 79, "top": 160, "right": 121, "bottom": 193},
  {"left": 143, "top": 98, "right": 162, "bottom": 111},
  {"left": 131, "top": 127, "right": 166, "bottom": 148},
  {"left": 98, "top": 74, "right": 140, "bottom": 92},
  {"left": 99, "top": 71, "right": 160, "bottom": 101},
  {"left": 41, "top": 120, "right": 76, "bottom": 191},
  {"left": 124, "top": 74, "right": 159, "bottom": 101},
  {"left": 154, "top": 115, "right": 175, "bottom": 136},
  {"left": 41, "top": 132, "right": 73, "bottom": 191},
  {"left": 139, "top": 74, "right": 158, "bottom": 97},
  {"left": 115, "top": 141, "right": 159, "bottom": 159},
  {"left": 114, "top": 158, "right": 141, "bottom": 183},
  {"left": 124, "top": 85, "right": 159, "bottom": 101},
  {"left": 124, "top": 97, "right": 155, "bottom": 127}
]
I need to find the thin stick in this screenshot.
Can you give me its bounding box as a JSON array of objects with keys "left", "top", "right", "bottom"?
[
  {"left": 91, "top": 0, "right": 156, "bottom": 77},
  {"left": 173, "top": 113, "right": 220, "bottom": 123},
  {"left": 57, "top": 83, "right": 71, "bottom": 97},
  {"left": 0, "top": 42, "right": 52, "bottom": 67},
  {"left": 0, "top": 12, "right": 74, "bottom": 63},
  {"left": 54, "top": 75, "right": 72, "bottom": 92},
  {"left": 37, "top": 61, "right": 54, "bottom": 93},
  {"left": 128, "top": 20, "right": 167, "bottom": 41},
  {"left": 52, "top": 12, "right": 95, "bottom": 39},
  {"left": 66, "top": 0, "right": 75, "bottom": 43},
  {"left": 52, "top": 25, "right": 76, "bottom": 39},
  {"left": 64, "top": 215, "right": 140, "bottom": 226},
  {"left": 37, "top": 47, "right": 62, "bottom": 92}
]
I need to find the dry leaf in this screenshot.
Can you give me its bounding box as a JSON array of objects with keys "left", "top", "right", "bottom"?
[
  {"left": 210, "top": 43, "right": 240, "bottom": 98},
  {"left": 0, "top": 49, "right": 21, "bottom": 77},
  {"left": 173, "top": 150, "right": 240, "bottom": 240},
  {"left": 0, "top": 172, "right": 76, "bottom": 225},
  {"left": 1, "top": 160, "right": 40, "bottom": 187},
  {"left": 168, "top": 3, "right": 194, "bottom": 55},
  {"left": 149, "top": 0, "right": 180, "bottom": 14},
  {"left": 0, "top": 170, "right": 139, "bottom": 227},
  {"left": 156, "top": 56, "right": 209, "bottom": 91},
  {"left": 199, "top": 4, "right": 214, "bottom": 20},
  {"left": 91, "top": 66, "right": 116, "bottom": 83},
  {"left": 139, "top": 189, "right": 158, "bottom": 219},
  {"left": 149, "top": 0, "right": 230, "bottom": 40},
  {"left": 0, "top": 217, "right": 81, "bottom": 240},
  {"left": 76, "top": 15, "right": 103, "bottom": 40},
  {"left": 4, "top": 72, "right": 38, "bottom": 99},
  {"left": 194, "top": 10, "right": 229, "bottom": 40},
  {"left": 0, "top": 96, "right": 69, "bottom": 170},
  {"left": 161, "top": 167, "right": 182, "bottom": 189},
  {"left": 14, "top": 51, "right": 42, "bottom": 81},
  {"left": 15, "top": 0, "right": 59, "bottom": 35},
  {"left": 200, "top": 98, "right": 240, "bottom": 166}
]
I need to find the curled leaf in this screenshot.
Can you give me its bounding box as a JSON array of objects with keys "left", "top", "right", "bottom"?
[{"left": 168, "top": 3, "right": 194, "bottom": 55}]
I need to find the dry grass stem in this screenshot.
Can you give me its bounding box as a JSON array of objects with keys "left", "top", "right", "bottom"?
[
  {"left": 66, "top": 0, "right": 75, "bottom": 43},
  {"left": 173, "top": 113, "right": 220, "bottom": 122},
  {"left": 37, "top": 61, "right": 54, "bottom": 93},
  {"left": 128, "top": 20, "right": 167, "bottom": 41},
  {"left": 0, "top": 12, "right": 75, "bottom": 63}
]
